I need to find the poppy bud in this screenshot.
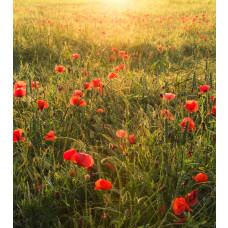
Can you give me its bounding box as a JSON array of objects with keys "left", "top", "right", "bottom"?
[
  {"left": 162, "top": 86, "right": 165, "bottom": 89},
  {"left": 213, "top": 134, "right": 216, "bottom": 141},
  {"left": 85, "top": 174, "right": 90, "bottom": 181},
  {"left": 160, "top": 93, "right": 163, "bottom": 98},
  {"left": 68, "top": 67, "right": 71, "bottom": 73},
  {"left": 55, "top": 191, "right": 60, "bottom": 200},
  {"left": 184, "top": 178, "right": 189, "bottom": 185},
  {"left": 69, "top": 169, "right": 74, "bottom": 177},
  {"left": 154, "top": 161, "right": 159, "bottom": 169},
  {"left": 202, "top": 122, "right": 206, "bottom": 131},
  {"left": 58, "top": 85, "right": 63, "bottom": 92},
  {"left": 78, "top": 218, "right": 83, "bottom": 227}
]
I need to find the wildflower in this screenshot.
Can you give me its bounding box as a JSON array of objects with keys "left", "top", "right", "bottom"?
[
  {"left": 43, "top": 131, "right": 57, "bottom": 141},
  {"left": 123, "top": 54, "right": 128, "bottom": 59},
  {"left": 157, "top": 46, "right": 163, "bottom": 50},
  {"left": 174, "top": 217, "right": 186, "bottom": 224},
  {"left": 96, "top": 109, "right": 104, "bottom": 113},
  {"left": 185, "top": 189, "right": 198, "bottom": 207},
  {"left": 212, "top": 106, "right": 216, "bottom": 116},
  {"left": 69, "top": 169, "right": 74, "bottom": 177},
  {"left": 58, "top": 85, "right": 63, "bottom": 92},
  {"left": 37, "top": 100, "right": 49, "bottom": 110},
  {"left": 63, "top": 149, "right": 76, "bottom": 160},
  {"left": 185, "top": 100, "right": 199, "bottom": 113},
  {"left": 116, "top": 130, "right": 128, "bottom": 138},
  {"left": 110, "top": 55, "right": 115, "bottom": 60},
  {"left": 73, "top": 90, "right": 83, "bottom": 97},
  {"left": 108, "top": 72, "right": 118, "bottom": 79},
  {"left": 32, "top": 81, "right": 41, "bottom": 89},
  {"left": 129, "top": 135, "right": 136, "bottom": 144},
  {"left": 119, "top": 64, "right": 125, "bottom": 70},
  {"left": 170, "top": 46, "right": 174, "bottom": 51},
  {"left": 119, "top": 51, "right": 125, "bottom": 56},
  {"left": 55, "top": 65, "right": 65, "bottom": 72},
  {"left": 163, "top": 93, "right": 175, "bottom": 100},
  {"left": 173, "top": 197, "right": 191, "bottom": 215},
  {"left": 161, "top": 110, "right": 174, "bottom": 120},
  {"left": 13, "top": 88, "right": 26, "bottom": 97},
  {"left": 70, "top": 153, "right": 94, "bottom": 168},
  {"left": 105, "top": 162, "right": 116, "bottom": 170},
  {"left": 112, "top": 48, "right": 117, "bottom": 52},
  {"left": 199, "top": 85, "right": 210, "bottom": 94},
  {"left": 70, "top": 96, "right": 86, "bottom": 106},
  {"left": 83, "top": 82, "right": 92, "bottom": 90},
  {"left": 14, "top": 81, "right": 26, "bottom": 89},
  {"left": 13, "top": 129, "right": 25, "bottom": 142},
  {"left": 84, "top": 71, "right": 88, "bottom": 76},
  {"left": 158, "top": 206, "right": 165, "bottom": 213},
  {"left": 73, "top": 53, "right": 80, "bottom": 60},
  {"left": 193, "top": 173, "right": 208, "bottom": 183},
  {"left": 179, "top": 117, "right": 195, "bottom": 132},
  {"left": 94, "top": 179, "right": 113, "bottom": 190},
  {"left": 91, "top": 79, "right": 102, "bottom": 88}
]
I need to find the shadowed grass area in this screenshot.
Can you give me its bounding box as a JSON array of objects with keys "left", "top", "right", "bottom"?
[{"left": 13, "top": 0, "right": 216, "bottom": 227}]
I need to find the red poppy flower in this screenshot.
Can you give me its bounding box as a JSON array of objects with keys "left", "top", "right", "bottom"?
[
  {"left": 129, "top": 135, "right": 136, "bottom": 144},
  {"left": 91, "top": 79, "right": 101, "bottom": 88},
  {"left": 110, "top": 55, "right": 115, "bottom": 60},
  {"left": 58, "top": 85, "right": 63, "bottom": 92},
  {"left": 193, "top": 173, "right": 208, "bottom": 183},
  {"left": 199, "top": 85, "right": 210, "bottom": 94},
  {"left": 73, "top": 54, "right": 80, "bottom": 60},
  {"left": 179, "top": 117, "right": 195, "bottom": 132},
  {"left": 188, "top": 152, "right": 192, "bottom": 158},
  {"left": 84, "top": 71, "right": 88, "bottom": 76},
  {"left": 119, "top": 51, "right": 125, "bottom": 56},
  {"left": 210, "top": 95, "right": 215, "bottom": 103},
  {"left": 174, "top": 217, "right": 186, "bottom": 224},
  {"left": 105, "top": 162, "right": 116, "bottom": 171},
  {"left": 96, "top": 109, "right": 104, "bottom": 113},
  {"left": 119, "top": 64, "right": 125, "bottom": 70},
  {"left": 185, "top": 100, "right": 199, "bottom": 113},
  {"left": 37, "top": 100, "right": 49, "bottom": 110},
  {"left": 185, "top": 189, "right": 198, "bottom": 207},
  {"left": 14, "top": 81, "right": 26, "bottom": 89},
  {"left": 108, "top": 72, "right": 118, "bottom": 79},
  {"left": 173, "top": 197, "right": 190, "bottom": 215},
  {"left": 70, "top": 96, "right": 86, "bottom": 106},
  {"left": 70, "top": 153, "right": 94, "bottom": 168},
  {"left": 43, "top": 131, "right": 57, "bottom": 141},
  {"left": 63, "top": 149, "right": 76, "bottom": 160},
  {"left": 116, "top": 129, "right": 128, "bottom": 138},
  {"left": 13, "top": 129, "right": 25, "bottom": 142},
  {"left": 157, "top": 46, "right": 163, "bottom": 50},
  {"left": 94, "top": 179, "right": 113, "bottom": 190},
  {"left": 13, "top": 88, "right": 26, "bottom": 97},
  {"left": 112, "top": 48, "right": 117, "bottom": 52},
  {"left": 163, "top": 93, "right": 175, "bottom": 100},
  {"left": 212, "top": 106, "right": 216, "bottom": 116},
  {"left": 115, "top": 67, "right": 120, "bottom": 72},
  {"left": 170, "top": 46, "right": 174, "bottom": 51},
  {"left": 158, "top": 206, "right": 165, "bottom": 213},
  {"left": 73, "top": 90, "right": 83, "bottom": 97},
  {"left": 32, "top": 81, "right": 41, "bottom": 89},
  {"left": 83, "top": 82, "right": 92, "bottom": 90},
  {"left": 123, "top": 54, "right": 128, "bottom": 59},
  {"left": 55, "top": 65, "right": 65, "bottom": 72},
  {"left": 161, "top": 110, "right": 174, "bottom": 120}
]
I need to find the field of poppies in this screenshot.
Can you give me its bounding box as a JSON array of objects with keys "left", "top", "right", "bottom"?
[{"left": 13, "top": 0, "right": 216, "bottom": 227}]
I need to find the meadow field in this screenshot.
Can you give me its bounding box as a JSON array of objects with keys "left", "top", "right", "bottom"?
[{"left": 13, "top": 0, "right": 216, "bottom": 227}]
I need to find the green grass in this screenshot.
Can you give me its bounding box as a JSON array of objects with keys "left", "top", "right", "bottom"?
[{"left": 13, "top": 0, "right": 216, "bottom": 227}]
